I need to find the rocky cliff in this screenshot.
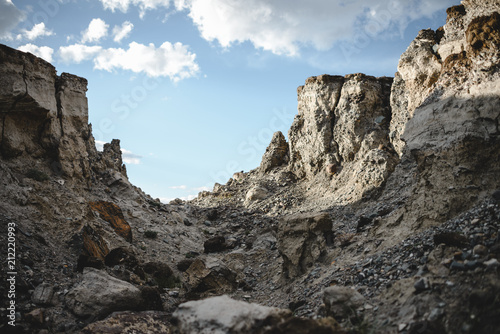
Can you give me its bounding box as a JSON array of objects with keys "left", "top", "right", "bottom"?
[{"left": 1, "top": 1, "right": 500, "bottom": 333}]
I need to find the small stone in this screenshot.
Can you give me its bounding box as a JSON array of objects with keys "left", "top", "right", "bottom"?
[
  {"left": 323, "top": 286, "right": 365, "bottom": 319},
  {"left": 415, "top": 265, "right": 428, "bottom": 277},
  {"left": 465, "top": 260, "right": 479, "bottom": 270},
  {"left": 204, "top": 236, "right": 226, "bottom": 253},
  {"left": 441, "top": 258, "right": 453, "bottom": 266},
  {"left": 414, "top": 277, "right": 430, "bottom": 293},
  {"left": 450, "top": 261, "right": 466, "bottom": 271},
  {"left": 398, "top": 323, "right": 407, "bottom": 331},
  {"left": 428, "top": 308, "right": 444, "bottom": 322},
  {"left": 32, "top": 283, "right": 55, "bottom": 305},
  {"left": 492, "top": 190, "right": 500, "bottom": 202},
  {"left": 484, "top": 258, "right": 500, "bottom": 269},
  {"left": 204, "top": 221, "right": 212, "bottom": 227},
  {"left": 169, "top": 290, "right": 179, "bottom": 297},
  {"left": 453, "top": 251, "right": 463, "bottom": 260},
  {"left": 183, "top": 218, "right": 192, "bottom": 226},
  {"left": 473, "top": 244, "right": 488, "bottom": 256},
  {"left": 433, "top": 232, "right": 468, "bottom": 248},
  {"left": 25, "top": 308, "right": 44, "bottom": 325},
  {"left": 326, "top": 163, "right": 337, "bottom": 175},
  {"left": 374, "top": 115, "right": 386, "bottom": 124}
]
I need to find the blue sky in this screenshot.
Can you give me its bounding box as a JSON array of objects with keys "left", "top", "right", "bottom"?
[{"left": 0, "top": 0, "right": 457, "bottom": 202}]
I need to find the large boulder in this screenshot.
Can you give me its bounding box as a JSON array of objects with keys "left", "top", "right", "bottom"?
[
  {"left": 173, "top": 295, "right": 291, "bottom": 334},
  {"left": 278, "top": 212, "right": 332, "bottom": 278},
  {"left": 323, "top": 286, "right": 365, "bottom": 320},
  {"left": 244, "top": 186, "right": 269, "bottom": 205},
  {"left": 183, "top": 257, "right": 238, "bottom": 298},
  {"left": 65, "top": 268, "right": 144, "bottom": 319}
]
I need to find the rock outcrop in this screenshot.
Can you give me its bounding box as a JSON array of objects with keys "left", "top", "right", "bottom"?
[
  {"left": 288, "top": 75, "right": 344, "bottom": 179},
  {"left": 288, "top": 74, "right": 393, "bottom": 179},
  {"left": 259, "top": 131, "right": 289, "bottom": 173},
  {"left": 374, "top": 1, "right": 500, "bottom": 244},
  {"left": 285, "top": 73, "right": 397, "bottom": 203},
  {"left": 0, "top": 46, "right": 93, "bottom": 179}
]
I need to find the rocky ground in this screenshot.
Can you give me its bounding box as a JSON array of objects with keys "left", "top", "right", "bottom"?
[{"left": 1, "top": 0, "right": 500, "bottom": 333}]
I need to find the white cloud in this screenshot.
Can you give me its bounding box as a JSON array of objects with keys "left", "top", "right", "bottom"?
[
  {"left": 121, "top": 148, "right": 142, "bottom": 164},
  {"left": 159, "top": 194, "right": 197, "bottom": 203},
  {"left": 58, "top": 41, "right": 198, "bottom": 81},
  {"left": 95, "top": 140, "right": 106, "bottom": 151},
  {"left": 0, "top": 0, "right": 24, "bottom": 39},
  {"left": 18, "top": 44, "right": 54, "bottom": 62},
  {"left": 177, "top": 0, "right": 454, "bottom": 56},
  {"left": 194, "top": 186, "right": 210, "bottom": 192},
  {"left": 59, "top": 44, "right": 102, "bottom": 63},
  {"left": 169, "top": 185, "right": 187, "bottom": 190},
  {"left": 21, "top": 23, "right": 54, "bottom": 41},
  {"left": 93, "top": 41, "right": 199, "bottom": 81},
  {"left": 113, "top": 21, "right": 134, "bottom": 43},
  {"left": 81, "top": 18, "right": 109, "bottom": 43},
  {"left": 99, "top": 0, "right": 175, "bottom": 17}
]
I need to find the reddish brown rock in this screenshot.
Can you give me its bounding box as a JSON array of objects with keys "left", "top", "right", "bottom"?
[
  {"left": 89, "top": 201, "right": 132, "bottom": 242},
  {"left": 82, "top": 224, "right": 110, "bottom": 260}
]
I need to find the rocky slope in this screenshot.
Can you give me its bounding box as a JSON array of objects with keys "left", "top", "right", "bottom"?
[{"left": 1, "top": 1, "right": 500, "bottom": 333}]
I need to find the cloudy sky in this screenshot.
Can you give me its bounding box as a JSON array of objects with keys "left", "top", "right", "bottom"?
[{"left": 1, "top": 0, "right": 456, "bottom": 201}]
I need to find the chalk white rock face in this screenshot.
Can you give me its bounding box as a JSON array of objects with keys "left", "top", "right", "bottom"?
[
  {"left": 288, "top": 73, "right": 393, "bottom": 180},
  {"left": 288, "top": 74, "right": 344, "bottom": 179},
  {"left": 173, "top": 295, "right": 291, "bottom": 334},
  {"left": 332, "top": 73, "right": 393, "bottom": 163},
  {"left": 389, "top": 29, "right": 442, "bottom": 156}
]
